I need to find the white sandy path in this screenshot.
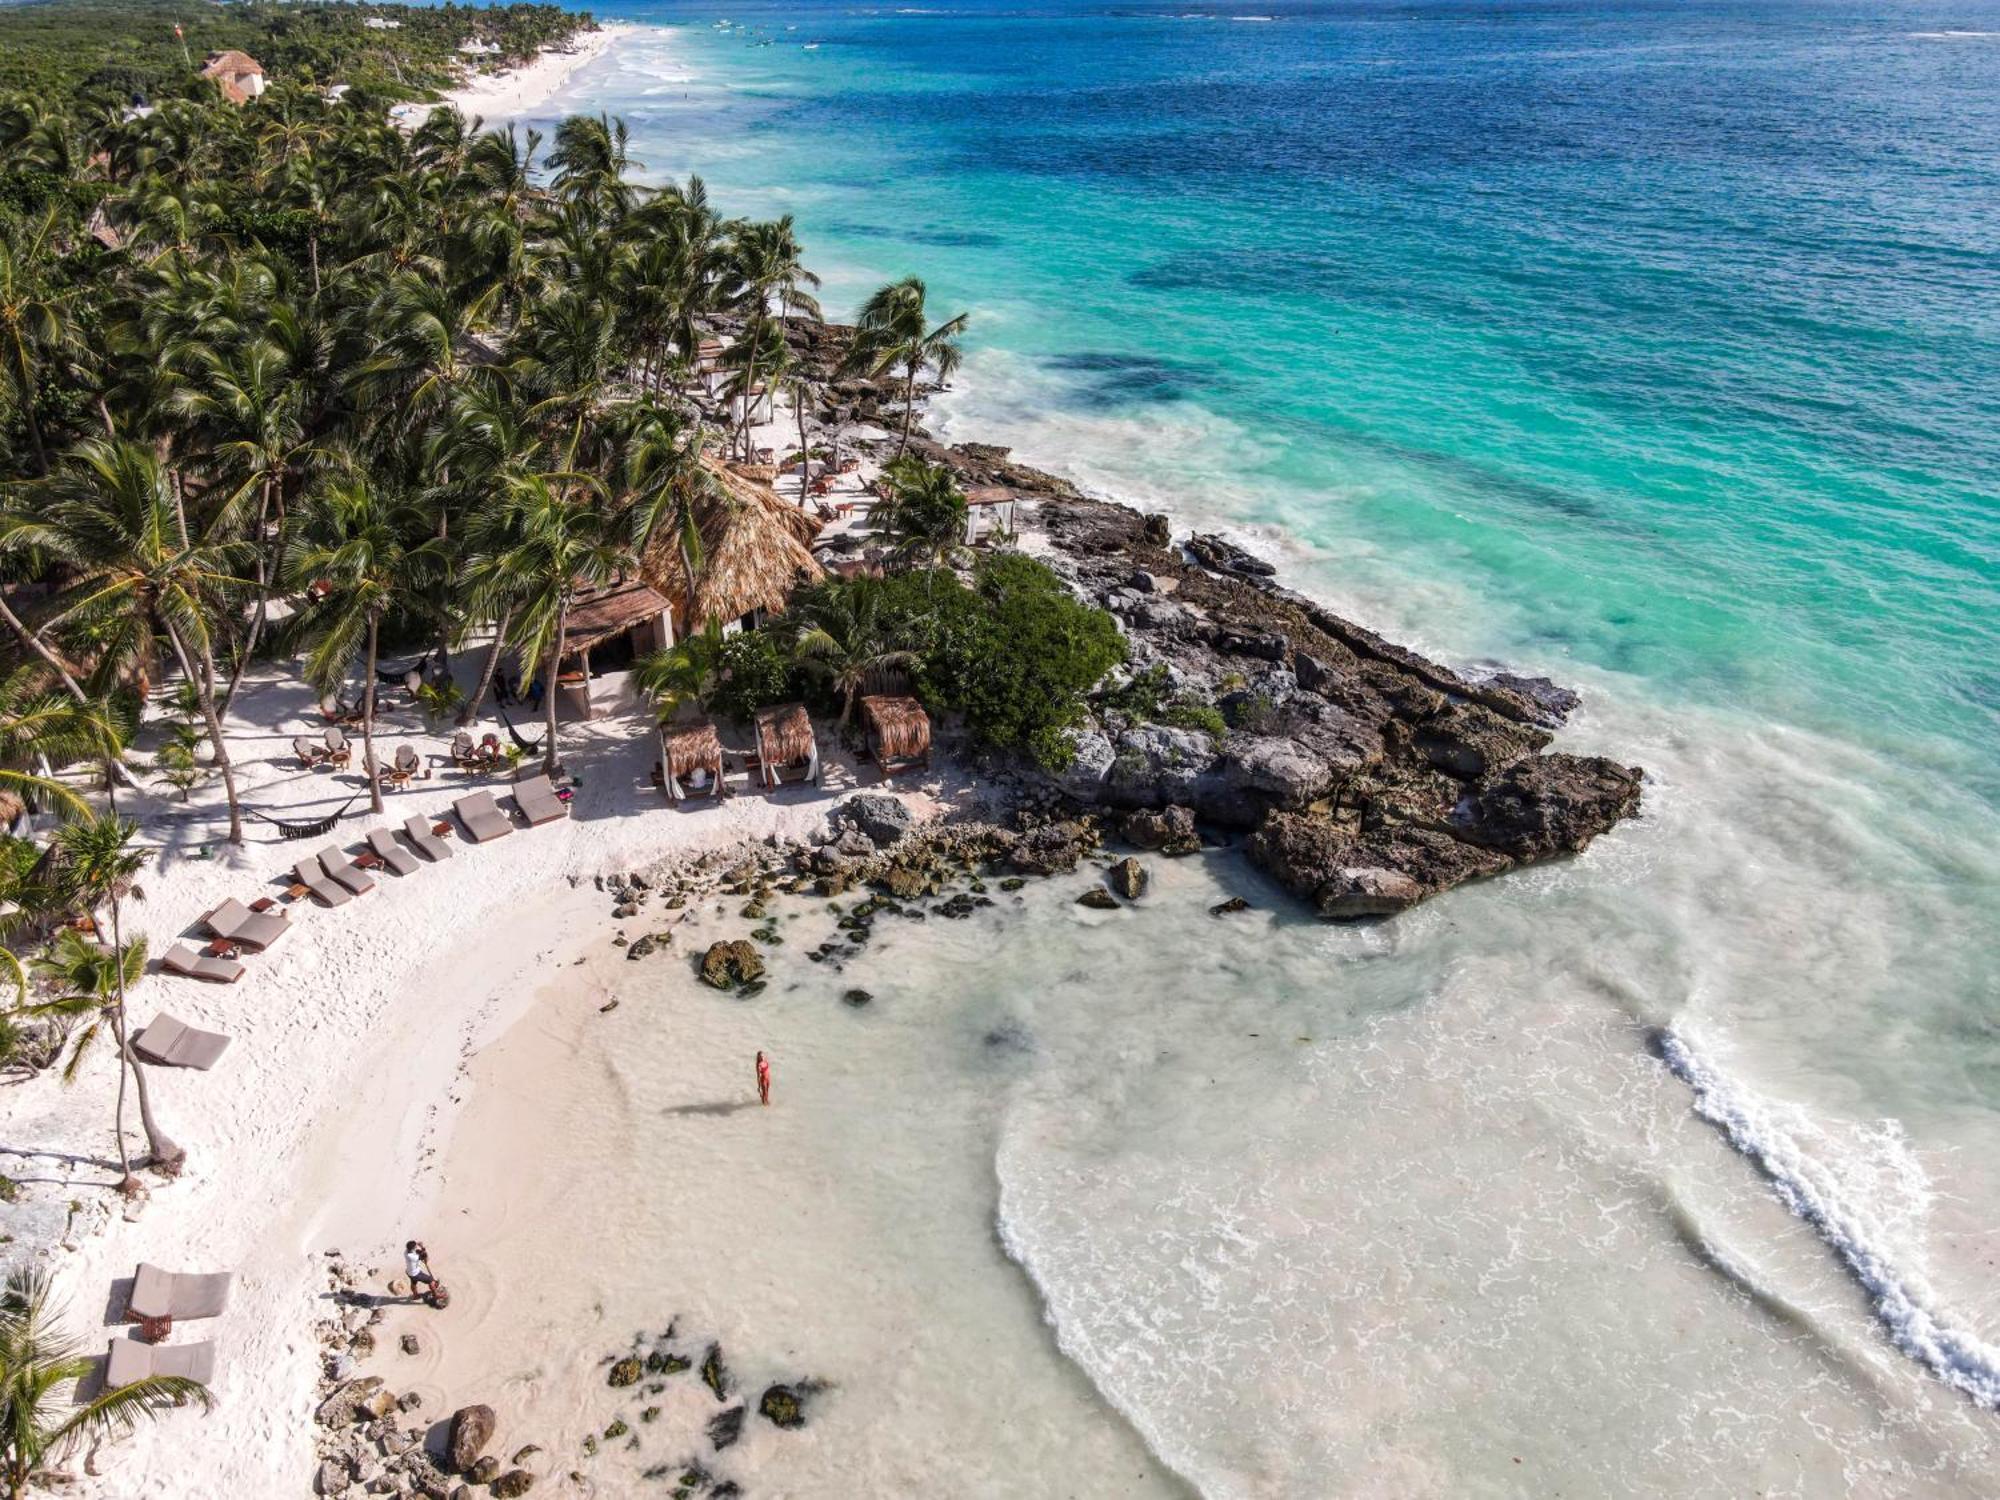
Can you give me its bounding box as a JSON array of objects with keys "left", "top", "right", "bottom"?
[{"left": 0, "top": 653, "right": 969, "bottom": 1498}]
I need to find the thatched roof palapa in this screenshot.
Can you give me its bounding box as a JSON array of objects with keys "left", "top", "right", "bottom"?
[
  {"left": 642, "top": 457, "right": 824, "bottom": 634},
  {"left": 861, "top": 695, "right": 930, "bottom": 763},
  {"left": 662, "top": 719, "right": 724, "bottom": 780},
  {"left": 564, "top": 579, "right": 672, "bottom": 657},
  {"left": 754, "top": 703, "right": 815, "bottom": 768}
]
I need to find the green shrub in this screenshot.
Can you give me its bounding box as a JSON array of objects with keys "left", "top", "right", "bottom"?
[
  {"left": 709, "top": 630, "right": 795, "bottom": 724},
  {"left": 1163, "top": 700, "right": 1227, "bottom": 738}
]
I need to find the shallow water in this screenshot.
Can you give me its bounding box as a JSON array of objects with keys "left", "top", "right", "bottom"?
[{"left": 484, "top": 3, "right": 2000, "bottom": 1490}]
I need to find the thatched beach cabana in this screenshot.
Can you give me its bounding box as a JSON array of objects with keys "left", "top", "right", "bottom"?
[
  {"left": 660, "top": 719, "right": 725, "bottom": 802},
  {"left": 643, "top": 458, "right": 825, "bottom": 638},
  {"left": 752, "top": 702, "right": 819, "bottom": 789},
  {"left": 861, "top": 695, "right": 931, "bottom": 779}
]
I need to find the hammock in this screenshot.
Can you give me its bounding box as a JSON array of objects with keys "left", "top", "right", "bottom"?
[
  {"left": 375, "top": 651, "right": 433, "bottom": 687},
  {"left": 495, "top": 700, "right": 543, "bottom": 756},
  {"left": 248, "top": 794, "right": 361, "bottom": 841}
]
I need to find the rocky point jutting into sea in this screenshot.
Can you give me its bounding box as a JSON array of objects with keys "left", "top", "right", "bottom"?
[{"left": 784, "top": 314, "right": 1642, "bottom": 919}]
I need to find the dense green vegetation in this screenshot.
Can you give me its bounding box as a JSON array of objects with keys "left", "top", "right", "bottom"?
[{"left": 0, "top": 0, "right": 590, "bottom": 106}]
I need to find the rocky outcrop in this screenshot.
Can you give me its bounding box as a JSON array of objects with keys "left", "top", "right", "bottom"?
[
  {"left": 834, "top": 793, "right": 917, "bottom": 848},
  {"left": 1107, "top": 857, "right": 1149, "bottom": 899},
  {"left": 698, "top": 941, "right": 765, "bottom": 991},
  {"left": 1024, "top": 491, "right": 1644, "bottom": 918},
  {"left": 1120, "top": 804, "right": 1199, "bottom": 854}
]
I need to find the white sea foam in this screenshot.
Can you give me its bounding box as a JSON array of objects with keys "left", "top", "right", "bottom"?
[{"left": 1659, "top": 1028, "right": 2000, "bottom": 1408}]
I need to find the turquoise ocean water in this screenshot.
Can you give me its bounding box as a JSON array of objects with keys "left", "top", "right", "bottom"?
[{"left": 510, "top": 4, "right": 2000, "bottom": 1489}]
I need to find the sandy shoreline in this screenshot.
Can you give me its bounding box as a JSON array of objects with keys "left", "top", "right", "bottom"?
[{"left": 391, "top": 22, "right": 639, "bottom": 129}]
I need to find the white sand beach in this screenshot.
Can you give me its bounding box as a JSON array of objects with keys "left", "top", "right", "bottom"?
[
  {"left": 0, "top": 641, "right": 987, "bottom": 1496},
  {"left": 391, "top": 23, "right": 639, "bottom": 130}
]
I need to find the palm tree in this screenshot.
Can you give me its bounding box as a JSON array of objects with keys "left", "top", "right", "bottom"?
[
  {"left": 0, "top": 1265, "right": 210, "bottom": 1499},
  {"left": 41, "top": 439, "right": 249, "bottom": 845},
  {"left": 545, "top": 113, "right": 638, "bottom": 227},
  {"left": 792, "top": 577, "right": 919, "bottom": 728},
  {"left": 30, "top": 927, "right": 149, "bottom": 1187},
  {"left": 635, "top": 617, "right": 725, "bottom": 722},
  {"left": 0, "top": 208, "right": 82, "bottom": 475},
  {"left": 875, "top": 454, "right": 969, "bottom": 574},
  {"left": 460, "top": 469, "right": 626, "bottom": 776},
  {"left": 841, "top": 276, "right": 968, "bottom": 456},
  {"left": 43, "top": 815, "right": 179, "bottom": 1179},
  {"left": 285, "top": 475, "right": 447, "bottom": 813}
]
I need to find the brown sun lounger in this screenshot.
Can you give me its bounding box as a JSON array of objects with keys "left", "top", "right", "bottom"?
[
  {"left": 364, "top": 827, "right": 420, "bottom": 877},
  {"left": 512, "top": 773, "right": 568, "bottom": 826},
  {"left": 202, "top": 897, "right": 290, "bottom": 951},
  {"left": 323, "top": 726, "right": 352, "bottom": 767},
  {"left": 314, "top": 845, "right": 375, "bottom": 897},
  {"left": 292, "top": 735, "right": 326, "bottom": 769},
  {"left": 452, "top": 791, "right": 513, "bottom": 842},
  {"left": 129, "top": 1263, "right": 233, "bottom": 1323},
  {"left": 131, "top": 1013, "right": 232, "bottom": 1070},
  {"left": 394, "top": 744, "right": 426, "bottom": 780},
  {"left": 292, "top": 857, "right": 349, "bottom": 907},
  {"left": 105, "top": 1336, "right": 215, "bottom": 1389},
  {"left": 161, "top": 944, "right": 244, "bottom": 984},
  {"left": 400, "top": 815, "right": 453, "bottom": 861},
  {"left": 450, "top": 731, "right": 478, "bottom": 767}
]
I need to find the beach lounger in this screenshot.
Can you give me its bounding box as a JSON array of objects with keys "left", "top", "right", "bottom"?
[
  {"left": 364, "top": 826, "right": 420, "bottom": 877},
  {"left": 128, "top": 1263, "right": 233, "bottom": 1323},
  {"left": 202, "top": 897, "right": 290, "bottom": 952},
  {"left": 394, "top": 744, "right": 426, "bottom": 781},
  {"left": 450, "top": 731, "right": 478, "bottom": 768},
  {"left": 131, "top": 1013, "right": 233, "bottom": 1070},
  {"left": 161, "top": 944, "right": 244, "bottom": 984},
  {"left": 314, "top": 845, "right": 376, "bottom": 897},
  {"left": 105, "top": 1336, "right": 215, "bottom": 1389},
  {"left": 322, "top": 726, "right": 352, "bottom": 768},
  {"left": 400, "top": 816, "right": 453, "bottom": 862},
  {"left": 292, "top": 735, "right": 326, "bottom": 769},
  {"left": 512, "top": 773, "right": 569, "bottom": 827},
  {"left": 292, "top": 857, "right": 350, "bottom": 907},
  {"left": 452, "top": 791, "right": 513, "bottom": 843}
]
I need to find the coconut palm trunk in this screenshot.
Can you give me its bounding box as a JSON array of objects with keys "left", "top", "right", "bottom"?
[
  {"left": 161, "top": 621, "right": 243, "bottom": 847},
  {"left": 542, "top": 603, "right": 568, "bottom": 777},
  {"left": 7, "top": 339, "right": 47, "bottom": 476},
  {"left": 460, "top": 606, "right": 515, "bottom": 726},
  {"left": 361, "top": 612, "right": 382, "bottom": 814},
  {"left": 796, "top": 390, "right": 812, "bottom": 506},
  {"left": 0, "top": 596, "right": 86, "bottom": 703},
  {"left": 218, "top": 477, "right": 276, "bottom": 720},
  {"left": 899, "top": 359, "right": 919, "bottom": 456}
]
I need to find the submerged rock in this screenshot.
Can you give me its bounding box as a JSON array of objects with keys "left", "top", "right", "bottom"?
[
  {"left": 1121, "top": 804, "right": 1200, "bottom": 855},
  {"left": 758, "top": 1383, "right": 808, "bottom": 1429},
  {"left": 607, "top": 1357, "right": 642, "bottom": 1388},
  {"left": 842, "top": 988, "right": 873, "bottom": 1008},
  {"left": 706, "top": 1404, "right": 746, "bottom": 1450},
  {"left": 1107, "top": 857, "right": 1149, "bottom": 899},
  {"left": 1209, "top": 895, "right": 1251, "bottom": 916},
  {"left": 698, "top": 941, "right": 765, "bottom": 991},
  {"left": 1075, "top": 888, "right": 1119, "bottom": 911},
  {"left": 700, "top": 1343, "right": 731, "bottom": 1401}
]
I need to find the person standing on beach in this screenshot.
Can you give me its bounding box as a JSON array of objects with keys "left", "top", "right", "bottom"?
[
  {"left": 756, "top": 1051, "right": 772, "bottom": 1106},
  {"left": 404, "top": 1240, "right": 436, "bottom": 1300}
]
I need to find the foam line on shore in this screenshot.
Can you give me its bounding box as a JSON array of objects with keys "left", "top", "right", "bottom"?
[{"left": 1658, "top": 1028, "right": 2000, "bottom": 1409}]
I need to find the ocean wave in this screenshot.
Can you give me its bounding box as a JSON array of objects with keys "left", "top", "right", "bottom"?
[{"left": 1658, "top": 1028, "right": 2000, "bottom": 1408}]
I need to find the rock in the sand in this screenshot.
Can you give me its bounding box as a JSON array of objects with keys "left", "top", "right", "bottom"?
[
  {"left": 707, "top": 1404, "right": 746, "bottom": 1450},
  {"left": 698, "top": 941, "right": 764, "bottom": 991},
  {"left": 842, "top": 988, "right": 873, "bottom": 1008},
  {"left": 758, "top": 1384, "right": 809, "bottom": 1429},
  {"left": 607, "top": 1356, "right": 642, "bottom": 1388},
  {"left": 1108, "top": 857, "right": 1149, "bottom": 899},
  {"left": 1075, "top": 887, "right": 1119, "bottom": 911},
  {"left": 491, "top": 1471, "right": 535, "bottom": 1498},
  {"left": 626, "top": 934, "right": 658, "bottom": 960},
  {"left": 881, "top": 865, "right": 928, "bottom": 901},
  {"left": 316, "top": 1456, "right": 349, "bottom": 1495},
  {"left": 1209, "top": 896, "right": 1252, "bottom": 916},
  {"left": 700, "top": 1342, "right": 731, "bottom": 1401},
  {"left": 467, "top": 1456, "right": 500, "bottom": 1484},
  {"left": 353, "top": 1388, "right": 398, "bottom": 1422},
  {"left": 836, "top": 792, "right": 916, "bottom": 847},
  {"left": 445, "top": 1404, "right": 495, "bottom": 1473},
  {"left": 510, "top": 1446, "right": 541, "bottom": 1465},
  {"left": 1121, "top": 805, "right": 1200, "bottom": 856},
  {"left": 399, "top": 1333, "right": 420, "bottom": 1357},
  {"left": 318, "top": 1377, "right": 384, "bottom": 1428}
]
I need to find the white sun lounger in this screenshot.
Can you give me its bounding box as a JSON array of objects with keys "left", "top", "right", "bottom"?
[
  {"left": 202, "top": 897, "right": 289, "bottom": 951},
  {"left": 512, "top": 774, "right": 568, "bottom": 827},
  {"left": 314, "top": 845, "right": 375, "bottom": 897},
  {"left": 400, "top": 816, "right": 453, "bottom": 862},
  {"left": 131, "top": 1013, "right": 232, "bottom": 1070},
  {"left": 129, "top": 1263, "right": 233, "bottom": 1323},
  {"left": 453, "top": 791, "right": 513, "bottom": 842},
  {"left": 292, "top": 857, "right": 349, "bottom": 907},
  {"left": 105, "top": 1337, "right": 215, "bottom": 1388},
  {"left": 160, "top": 944, "right": 244, "bottom": 984},
  {"left": 364, "top": 827, "right": 420, "bottom": 877}
]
